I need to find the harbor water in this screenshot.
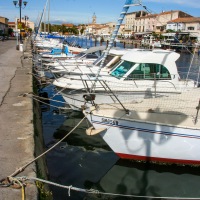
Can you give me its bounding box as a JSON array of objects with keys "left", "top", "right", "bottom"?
[{"left": 39, "top": 38, "right": 200, "bottom": 200}]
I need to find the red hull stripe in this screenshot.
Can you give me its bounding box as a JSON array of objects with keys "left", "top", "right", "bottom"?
[{"left": 116, "top": 153, "right": 200, "bottom": 165}]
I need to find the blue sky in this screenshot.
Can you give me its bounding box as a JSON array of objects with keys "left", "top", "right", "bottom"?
[{"left": 0, "top": 0, "right": 200, "bottom": 25}]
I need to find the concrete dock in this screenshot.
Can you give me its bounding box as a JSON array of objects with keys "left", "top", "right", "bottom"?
[{"left": 0, "top": 39, "right": 37, "bottom": 199}]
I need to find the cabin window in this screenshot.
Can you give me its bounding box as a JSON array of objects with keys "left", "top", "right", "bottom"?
[
  {"left": 95, "top": 55, "right": 117, "bottom": 67},
  {"left": 188, "top": 27, "right": 194, "bottom": 30},
  {"left": 103, "top": 55, "right": 116, "bottom": 66},
  {"left": 110, "top": 61, "right": 135, "bottom": 79},
  {"left": 86, "top": 53, "right": 99, "bottom": 59},
  {"left": 126, "top": 63, "right": 171, "bottom": 80}
]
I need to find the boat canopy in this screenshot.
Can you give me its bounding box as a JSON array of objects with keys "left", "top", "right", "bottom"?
[
  {"left": 122, "top": 49, "right": 180, "bottom": 64},
  {"left": 112, "top": 49, "right": 180, "bottom": 79},
  {"left": 82, "top": 46, "right": 107, "bottom": 54}
]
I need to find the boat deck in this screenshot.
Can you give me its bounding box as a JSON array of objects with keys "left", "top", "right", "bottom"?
[{"left": 91, "top": 87, "right": 200, "bottom": 128}]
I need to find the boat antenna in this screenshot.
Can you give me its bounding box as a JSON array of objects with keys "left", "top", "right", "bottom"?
[{"left": 90, "top": 0, "right": 142, "bottom": 92}]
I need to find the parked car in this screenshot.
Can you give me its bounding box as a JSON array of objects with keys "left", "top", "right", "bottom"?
[{"left": 0, "top": 36, "right": 4, "bottom": 41}]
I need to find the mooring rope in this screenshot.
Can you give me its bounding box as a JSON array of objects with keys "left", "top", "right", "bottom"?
[
  {"left": 20, "top": 92, "right": 69, "bottom": 110},
  {"left": 6, "top": 115, "right": 87, "bottom": 178},
  {"left": 32, "top": 96, "right": 68, "bottom": 110},
  {"left": 11, "top": 176, "right": 200, "bottom": 200}
]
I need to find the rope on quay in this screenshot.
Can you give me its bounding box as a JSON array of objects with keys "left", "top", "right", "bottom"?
[
  {"left": 0, "top": 112, "right": 87, "bottom": 183},
  {"left": 19, "top": 92, "right": 71, "bottom": 111},
  {"left": 10, "top": 176, "right": 200, "bottom": 200},
  {"left": 32, "top": 96, "right": 69, "bottom": 110}
]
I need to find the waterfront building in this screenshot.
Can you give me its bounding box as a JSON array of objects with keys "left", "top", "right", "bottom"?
[
  {"left": 8, "top": 22, "right": 15, "bottom": 30},
  {"left": 125, "top": 11, "right": 148, "bottom": 36},
  {"left": 124, "top": 10, "right": 193, "bottom": 37},
  {"left": 8, "top": 18, "right": 35, "bottom": 37},
  {"left": 154, "top": 10, "right": 192, "bottom": 33},
  {"left": 8, "top": 19, "right": 35, "bottom": 31},
  {"left": 0, "top": 16, "right": 9, "bottom": 35},
  {"left": 83, "top": 13, "right": 125, "bottom": 39},
  {"left": 166, "top": 17, "right": 200, "bottom": 42},
  {"left": 20, "top": 18, "right": 35, "bottom": 30}
]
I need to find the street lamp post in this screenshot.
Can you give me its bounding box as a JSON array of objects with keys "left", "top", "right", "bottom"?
[
  {"left": 22, "top": 15, "right": 29, "bottom": 27},
  {"left": 13, "top": 0, "right": 28, "bottom": 47}
]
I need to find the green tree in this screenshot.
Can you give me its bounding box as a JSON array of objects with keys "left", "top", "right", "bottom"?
[
  {"left": 152, "top": 32, "right": 158, "bottom": 39},
  {"left": 60, "top": 25, "right": 67, "bottom": 34},
  {"left": 8, "top": 28, "right": 14, "bottom": 36},
  {"left": 166, "top": 29, "right": 175, "bottom": 33},
  {"left": 80, "top": 27, "right": 85, "bottom": 35},
  {"left": 28, "top": 28, "right": 32, "bottom": 32}
]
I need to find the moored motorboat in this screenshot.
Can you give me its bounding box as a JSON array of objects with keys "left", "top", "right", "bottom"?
[
  {"left": 46, "top": 46, "right": 108, "bottom": 72},
  {"left": 53, "top": 49, "right": 198, "bottom": 111},
  {"left": 83, "top": 87, "right": 200, "bottom": 165}
]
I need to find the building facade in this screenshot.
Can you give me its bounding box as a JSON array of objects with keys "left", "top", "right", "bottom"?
[
  {"left": 124, "top": 10, "right": 193, "bottom": 35},
  {"left": 0, "top": 16, "right": 9, "bottom": 35},
  {"left": 125, "top": 11, "right": 148, "bottom": 35},
  {"left": 166, "top": 17, "right": 200, "bottom": 41},
  {"left": 77, "top": 10, "right": 200, "bottom": 42},
  {"left": 21, "top": 19, "right": 35, "bottom": 31}
]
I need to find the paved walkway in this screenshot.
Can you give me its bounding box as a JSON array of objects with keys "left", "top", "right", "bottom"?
[{"left": 0, "top": 40, "right": 37, "bottom": 199}]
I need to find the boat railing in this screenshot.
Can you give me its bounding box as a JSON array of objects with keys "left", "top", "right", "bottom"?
[{"left": 72, "top": 72, "right": 194, "bottom": 92}]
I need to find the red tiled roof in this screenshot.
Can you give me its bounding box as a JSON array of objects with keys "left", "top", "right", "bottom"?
[
  {"left": 62, "top": 23, "right": 74, "bottom": 27},
  {"left": 158, "top": 10, "right": 180, "bottom": 15},
  {"left": 169, "top": 17, "right": 200, "bottom": 23}
]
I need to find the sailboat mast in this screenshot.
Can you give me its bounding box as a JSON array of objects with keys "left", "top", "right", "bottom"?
[
  {"left": 34, "top": 9, "right": 45, "bottom": 40},
  {"left": 48, "top": 0, "right": 50, "bottom": 33},
  {"left": 91, "top": 0, "right": 142, "bottom": 91},
  {"left": 43, "top": 0, "right": 49, "bottom": 33}
]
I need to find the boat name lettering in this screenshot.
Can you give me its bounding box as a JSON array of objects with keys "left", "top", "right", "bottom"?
[{"left": 102, "top": 118, "right": 119, "bottom": 125}]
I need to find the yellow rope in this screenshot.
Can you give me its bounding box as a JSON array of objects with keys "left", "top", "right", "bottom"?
[
  {"left": 21, "top": 185, "right": 25, "bottom": 200},
  {"left": 8, "top": 177, "right": 25, "bottom": 200}
]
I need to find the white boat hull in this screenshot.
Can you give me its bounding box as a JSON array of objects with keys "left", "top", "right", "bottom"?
[
  {"left": 85, "top": 112, "right": 200, "bottom": 165},
  {"left": 60, "top": 90, "right": 180, "bottom": 111}
]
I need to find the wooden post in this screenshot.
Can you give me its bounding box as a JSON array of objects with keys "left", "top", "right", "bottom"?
[
  {"left": 100, "top": 39, "right": 102, "bottom": 46},
  {"left": 106, "top": 40, "right": 109, "bottom": 47}
]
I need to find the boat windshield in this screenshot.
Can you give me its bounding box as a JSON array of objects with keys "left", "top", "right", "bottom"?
[
  {"left": 75, "top": 52, "right": 99, "bottom": 59},
  {"left": 93, "top": 54, "right": 116, "bottom": 66},
  {"left": 125, "top": 63, "right": 171, "bottom": 80},
  {"left": 110, "top": 61, "right": 135, "bottom": 79}
]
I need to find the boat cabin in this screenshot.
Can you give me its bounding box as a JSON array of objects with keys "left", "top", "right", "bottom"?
[{"left": 109, "top": 49, "right": 180, "bottom": 81}]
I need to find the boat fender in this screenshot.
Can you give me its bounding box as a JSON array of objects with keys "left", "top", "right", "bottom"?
[{"left": 86, "top": 127, "right": 107, "bottom": 135}]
